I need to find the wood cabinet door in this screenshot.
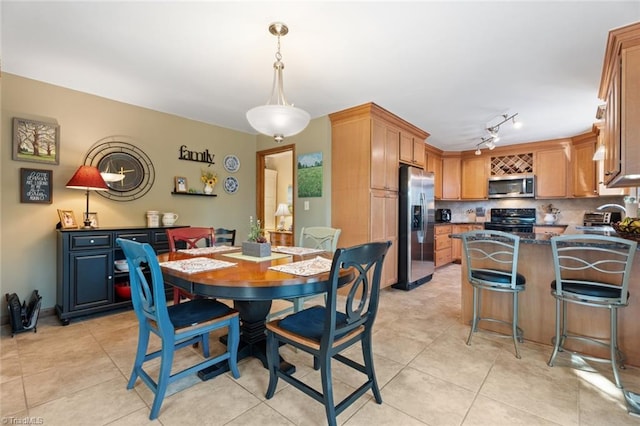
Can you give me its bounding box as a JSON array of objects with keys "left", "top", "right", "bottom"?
[
  {"left": 426, "top": 151, "right": 443, "bottom": 199},
  {"left": 370, "top": 190, "right": 398, "bottom": 287},
  {"left": 461, "top": 156, "right": 488, "bottom": 199},
  {"left": 69, "top": 251, "right": 113, "bottom": 311},
  {"left": 371, "top": 120, "right": 399, "bottom": 191},
  {"left": 536, "top": 148, "right": 568, "bottom": 198},
  {"left": 412, "top": 138, "right": 425, "bottom": 168},
  {"left": 399, "top": 133, "right": 413, "bottom": 164},
  {"left": 442, "top": 157, "right": 461, "bottom": 200},
  {"left": 603, "top": 64, "right": 620, "bottom": 185},
  {"left": 573, "top": 141, "right": 597, "bottom": 197}
]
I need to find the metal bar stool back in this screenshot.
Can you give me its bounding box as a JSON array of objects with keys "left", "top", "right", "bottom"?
[
  {"left": 547, "top": 234, "right": 637, "bottom": 388},
  {"left": 462, "top": 230, "right": 526, "bottom": 358}
]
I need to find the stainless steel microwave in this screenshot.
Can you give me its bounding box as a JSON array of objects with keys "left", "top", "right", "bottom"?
[{"left": 488, "top": 175, "right": 536, "bottom": 199}]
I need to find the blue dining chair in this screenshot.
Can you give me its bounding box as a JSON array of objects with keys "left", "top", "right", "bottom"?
[
  {"left": 265, "top": 241, "right": 391, "bottom": 426},
  {"left": 116, "top": 238, "right": 240, "bottom": 420}
]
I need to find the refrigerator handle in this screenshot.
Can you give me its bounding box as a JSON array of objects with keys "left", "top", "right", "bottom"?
[{"left": 417, "top": 193, "right": 425, "bottom": 243}]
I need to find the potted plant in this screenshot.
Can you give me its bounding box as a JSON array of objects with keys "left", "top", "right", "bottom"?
[
  {"left": 539, "top": 203, "right": 560, "bottom": 224},
  {"left": 242, "top": 216, "right": 271, "bottom": 257},
  {"left": 200, "top": 169, "right": 218, "bottom": 194}
]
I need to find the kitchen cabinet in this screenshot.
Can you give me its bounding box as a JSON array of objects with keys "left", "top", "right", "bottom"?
[
  {"left": 434, "top": 224, "right": 452, "bottom": 267},
  {"left": 572, "top": 134, "right": 598, "bottom": 197},
  {"left": 451, "top": 224, "right": 484, "bottom": 261},
  {"left": 399, "top": 132, "right": 426, "bottom": 169},
  {"left": 269, "top": 230, "right": 293, "bottom": 246},
  {"left": 330, "top": 103, "right": 428, "bottom": 288},
  {"left": 442, "top": 155, "right": 461, "bottom": 200},
  {"left": 425, "top": 147, "right": 443, "bottom": 200},
  {"left": 535, "top": 146, "right": 569, "bottom": 198},
  {"left": 56, "top": 226, "right": 186, "bottom": 324},
  {"left": 371, "top": 190, "right": 398, "bottom": 286},
  {"left": 599, "top": 24, "right": 640, "bottom": 187},
  {"left": 461, "top": 156, "right": 489, "bottom": 199}
]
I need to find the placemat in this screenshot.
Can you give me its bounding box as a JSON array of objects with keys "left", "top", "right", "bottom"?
[
  {"left": 160, "top": 257, "right": 236, "bottom": 274},
  {"left": 271, "top": 246, "right": 325, "bottom": 256},
  {"left": 178, "top": 246, "right": 239, "bottom": 255},
  {"left": 268, "top": 256, "right": 333, "bottom": 276},
  {"left": 223, "top": 252, "right": 291, "bottom": 263}
]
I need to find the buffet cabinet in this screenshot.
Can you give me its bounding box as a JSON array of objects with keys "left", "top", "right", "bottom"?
[{"left": 56, "top": 226, "right": 186, "bottom": 324}]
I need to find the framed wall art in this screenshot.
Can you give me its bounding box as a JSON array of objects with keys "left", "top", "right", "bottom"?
[
  {"left": 13, "top": 118, "right": 60, "bottom": 165},
  {"left": 20, "top": 168, "right": 52, "bottom": 204},
  {"left": 84, "top": 212, "right": 99, "bottom": 228},
  {"left": 174, "top": 176, "right": 188, "bottom": 193},
  {"left": 297, "top": 152, "right": 323, "bottom": 198},
  {"left": 57, "top": 209, "right": 78, "bottom": 229}
]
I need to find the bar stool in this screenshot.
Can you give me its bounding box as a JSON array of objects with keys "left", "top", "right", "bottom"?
[
  {"left": 547, "top": 234, "right": 637, "bottom": 388},
  {"left": 462, "top": 230, "right": 526, "bottom": 358}
]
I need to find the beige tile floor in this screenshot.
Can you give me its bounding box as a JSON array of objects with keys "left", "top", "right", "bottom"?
[{"left": 3, "top": 263, "right": 640, "bottom": 425}]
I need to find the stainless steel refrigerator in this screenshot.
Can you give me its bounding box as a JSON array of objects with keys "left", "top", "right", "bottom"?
[{"left": 393, "top": 165, "right": 435, "bottom": 290}]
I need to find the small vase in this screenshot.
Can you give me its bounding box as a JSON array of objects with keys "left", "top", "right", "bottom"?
[
  {"left": 203, "top": 184, "right": 214, "bottom": 195},
  {"left": 543, "top": 213, "right": 557, "bottom": 224}
]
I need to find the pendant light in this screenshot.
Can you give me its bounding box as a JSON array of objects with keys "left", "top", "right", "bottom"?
[{"left": 246, "top": 22, "right": 310, "bottom": 143}]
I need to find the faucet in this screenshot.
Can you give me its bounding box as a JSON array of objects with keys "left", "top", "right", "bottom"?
[{"left": 596, "top": 203, "right": 626, "bottom": 214}]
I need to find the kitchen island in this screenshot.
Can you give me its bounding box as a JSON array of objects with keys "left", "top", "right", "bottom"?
[{"left": 453, "top": 226, "right": 640, "bottom": 366}]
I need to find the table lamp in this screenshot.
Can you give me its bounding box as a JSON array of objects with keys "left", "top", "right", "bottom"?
[
  {"left": 274, "top": 203, "right": 291, "bottom": 231},
  {"left": 65, "top": 165, "right": 109, "bottom": 228}
]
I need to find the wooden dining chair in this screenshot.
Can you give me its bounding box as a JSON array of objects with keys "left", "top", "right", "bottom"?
[
  {"left": 267, "top": 226, "right": 342, "bottom": 320},
  {"left": 116, "top": 238, "right": 240, "bottom": 420},
  {"left": 214, "top": 228, "right": 236, "bottom": 246},
  {"left": 166, "top": 227, "right": 215, "bottom": 304},
  {"left": 265, "top": 241, "right": 391, "bottom": 426}
]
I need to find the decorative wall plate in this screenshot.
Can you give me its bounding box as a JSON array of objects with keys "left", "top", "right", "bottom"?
[
  {"left": 84, "top": 137, "right": 155, "bottom": 201},
  {"left": 223, "top": 176, "right": 239, "bottom": 194},
  {"left": 223, "top": 155, "right": 240, "bottom": 173}
]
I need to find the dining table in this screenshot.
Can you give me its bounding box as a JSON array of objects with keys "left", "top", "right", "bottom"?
[{"left": 157, "top": 246, "right": 354, "bottom": 381}]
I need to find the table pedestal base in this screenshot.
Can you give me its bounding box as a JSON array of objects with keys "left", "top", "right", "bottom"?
[{"left": 197, "top": 300, "right": 295, "bottom": 381}]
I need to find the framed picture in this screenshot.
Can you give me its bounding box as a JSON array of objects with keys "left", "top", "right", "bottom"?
[
  {"left": 297, "top": 152, "right": 323, "bottom": 198},
  {"left": 174, "top": 176, "right": 188, "bottom": 193},
  {"left": 13, "top": 118, "right": 60, "bottom": 165},
  {"left": 57, "top": 209, "right": 78, "bottom": 229},
  {"left": 84, "top": 212, "right": 99, "bottom": 228},
  {"left": 20, "top": 168, "right": 52, "bottom": 204}
]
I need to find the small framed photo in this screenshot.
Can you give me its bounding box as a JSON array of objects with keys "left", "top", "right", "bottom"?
[
  {"left": 174, "top": 176, "right": 188, "bottom": 193},
  {"left": 57, "top": 209, "right": 78, "bottom": 229},
  {"left": 13, "top": 118, "right": 60, "bottom": 165},
  {"left": 84, "top": 212, "right": 99, "bottom": 228}
]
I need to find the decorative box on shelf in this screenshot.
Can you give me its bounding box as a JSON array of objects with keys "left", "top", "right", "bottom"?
[{"left": 242, "top": 241, "right": 272, "bottom": 257}]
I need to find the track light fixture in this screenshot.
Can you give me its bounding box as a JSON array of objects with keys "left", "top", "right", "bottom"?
[{"left": 475, "top": 112, "right": 521, "bottom": 155}]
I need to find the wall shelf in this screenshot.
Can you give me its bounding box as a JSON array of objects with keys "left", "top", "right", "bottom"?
[{"left": 170, "top": 191, "right": 217, "bottom": 197}]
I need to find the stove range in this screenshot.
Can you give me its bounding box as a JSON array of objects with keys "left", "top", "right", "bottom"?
[{"left": 484, "top": 208, "right": 536, "bottom": 233}]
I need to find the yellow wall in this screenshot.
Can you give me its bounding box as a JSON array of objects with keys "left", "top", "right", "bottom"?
[{"left": 1, "top": 73, "right": 331, "bottom": 316}]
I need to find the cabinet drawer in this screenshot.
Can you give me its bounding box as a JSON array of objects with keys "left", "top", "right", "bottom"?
[
  {"left": 71, "top": 234, "right": 112, "bottom": 250},
  {"left": 150, "top": 230, "right": 169, "bottom": 244},
  {"left": 434, "top": 225, "right": 452, "bottom": 235},
  {"left": 115, "top": 232, "right": 150, "bottom": 244},
  {"left": 435, "top": 235, "right": 451, "bottom": 250}
]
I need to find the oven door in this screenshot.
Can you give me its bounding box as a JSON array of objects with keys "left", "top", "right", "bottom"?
[{"left": 484, "top": 223, "right": 533, "bottom": 233}]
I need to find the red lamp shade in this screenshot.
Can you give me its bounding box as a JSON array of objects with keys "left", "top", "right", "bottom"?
[
  {"left": 66, "top": 166, "right": 109, "bottom": 228},
  {"left": 65, "top": 165, "right": 109, "bottom": 191}
]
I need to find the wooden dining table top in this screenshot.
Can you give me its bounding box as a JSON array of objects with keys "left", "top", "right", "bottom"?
[{"left": 157, "top": 248, "right": 353, "bottom": 301}]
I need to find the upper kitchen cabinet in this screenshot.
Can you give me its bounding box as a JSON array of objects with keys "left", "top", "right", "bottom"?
[
  {"left": 535, "top": 144, "right": 570, "bottom": 198},
  {"left": 425, "top": 146, "right": 443, "bottom": 200},
  {"left": 371, "top": 120, "right": 400, "bottom": 191},
  {"left": 599, "top": 22, "right": 640, "bottom": 188},
  {"left": 571, "top": 131, "right": 598, "bottom": 197},
  {"left": 441, "top": 154, "right": 462, "bottom": 200},
  {"left": 399, "top": 131, "right": 428, "bottom": 169},
  {"left": 461, "top": 155, "right": 489, "bottom": 199}
]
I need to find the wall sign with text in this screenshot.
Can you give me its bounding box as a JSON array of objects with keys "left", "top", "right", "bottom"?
[{"left": 20, "top": 168, "right": 52, "bottom": 204}]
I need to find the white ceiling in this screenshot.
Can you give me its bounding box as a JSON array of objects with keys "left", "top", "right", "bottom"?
[{"left": 2, "top": 1, "right": 639, "bottom": 151}]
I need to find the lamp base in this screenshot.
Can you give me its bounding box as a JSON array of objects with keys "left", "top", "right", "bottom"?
[{"left": 83, "top": 220, "right": 93, "bottom": 228}]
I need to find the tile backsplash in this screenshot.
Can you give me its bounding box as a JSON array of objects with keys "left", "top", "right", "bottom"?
[{"left": 436, "top": 195, "right": 626, "bottom": 224}]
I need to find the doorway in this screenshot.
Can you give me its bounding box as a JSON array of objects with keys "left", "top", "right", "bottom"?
[{"left": 256, "top": 144, "right": 295, "bottom": 241}]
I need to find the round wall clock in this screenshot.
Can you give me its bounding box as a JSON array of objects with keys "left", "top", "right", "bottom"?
[{"left": 84, "top": 137, "right": 155, "bottom": 201}]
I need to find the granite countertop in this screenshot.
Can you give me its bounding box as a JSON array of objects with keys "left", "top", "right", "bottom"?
[{"left": 451, "top": 224, "right": 635, "bottom": 247}]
